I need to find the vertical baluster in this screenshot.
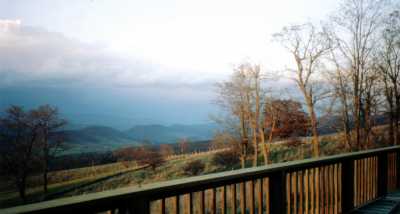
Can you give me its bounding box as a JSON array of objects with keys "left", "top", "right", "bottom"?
[
  {"left": 258, "top": 179, "right": 263, "bottom": 214},
  {"left": 315, "top": 167, "right": 320, "bottom": 214},
  {"left": 353, "top": 160, "right": 357, "bottom": 207},
  {"left": 175, "top": 195, "right": 180, "bottom": 214},
  {"left": 392, "top": 154, "right": 395, "bottom": 190},
  {"left": 221, "top": 186, "right": 226, "bottom": 214},
  {"left": 396, "top": 152, "right": 399, "bottom": 189},
  {"left": 231, "top": 184, "right": 237, "bottom": 214},
  {"left": 310, "top": 168, "right": 314, "bottom": 214},
  {"left": 391, "top": 154, "right": 393, "bottom": 190},
  {"left": 200, "top": 191, "right": 205, "bottom": 214},
  {"left": 371, "top": 157, "right": 374, "bottom": 199},
  {"left": 287, "top": 173, "right": 291, "bottom": 214},
  {"left": 364, "top": 158, "right": 367, "bottom": 203},
  {"left": 305, "top": 169, "right": 309, "bottom": 214},
  {"left": 368, "top": 157, "right": 372, "bottom": 200},
  {"left": 373, "top": 157, "right": 377, "bottom": 198},
  {"left": 368, "top": 158, "right": 371, "bottom": 199},
  {"left": 265, "top": 178, "right": 269, "bottom": 214},
  {"left": 211, "top": 188, "right": 216, "bottom": 214},
  {"left": 325, "top": 166, "right": 329, "bottom": 214},
  {"left": 189, "top": 193, "right": 193, "bottom": 214},
  {"left": 320, "top": 166, "right": 324, "bottom": 214},
  {"left": 250, "top": 180, "right": 255, "bottom": 214},
  {"left": 393, "top": 154, "right": 395, "bottom": 190},
  {"left": 334, "top": 164, "right": 338, "bottom": 214},
  {"left": 360, "top": 159, "right": 363, "bottom": 205},
  {"left": 393, "top": 154, "right": 395, "bottom": 189},
  {"left": 329, "top": 165, "right": 334, "bottom": 214},
  {"left": 240, "top": 182, "right": 246, "bottom": 214},
  {"left": 299, "top": 170, "right": 303, "bottom": 214},
  {"left": 390, "top": 154, "right": 393, "bottom": 190},
  {"left": 293, "top": 171, "right": 297, "bottom": 214},
  {"left": 397, "top": 151, "right": 400, "bottom": 189},
  {"left": 160, "top": 198, "right": 165, "bottom": 214},
  {"left": 360, "top": 159, "right": 363, "bottom": 204}
]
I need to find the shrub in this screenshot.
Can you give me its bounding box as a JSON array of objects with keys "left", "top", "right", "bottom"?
[
  {"left": 212, "top": 149, "right": 240, "bottom": 168},
  {"left": 285, "top": 137, "right": 303, "bottom": 148},
  {"left": 183, "top": 160, "right": 205, "bottom": 176}
]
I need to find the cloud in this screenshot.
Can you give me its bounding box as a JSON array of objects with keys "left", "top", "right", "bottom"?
[{"left": 0, "top": 19, "right": 217, "bottom": 89}]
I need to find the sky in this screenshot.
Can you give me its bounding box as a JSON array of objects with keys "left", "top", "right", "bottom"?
[{"left": 0, "top": 0, "right": 339, "bottom": 129}]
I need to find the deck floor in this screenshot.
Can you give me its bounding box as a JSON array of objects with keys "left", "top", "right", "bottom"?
[{"left": 352, "top": 191, "right": 400, "bottom": 214}]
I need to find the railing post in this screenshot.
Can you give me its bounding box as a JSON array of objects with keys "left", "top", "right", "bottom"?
[
  {"left": 128, "top": 198, "right": 150, "bottom": 214},
  {"left": 378, "top": 152, "right": 388, "bottom": 197},
  {"left": 341, "top": 158, "right": 354, "bottom": 213},
  {"left": 269, "top": 170, "right": 286, "bottom": 214}
]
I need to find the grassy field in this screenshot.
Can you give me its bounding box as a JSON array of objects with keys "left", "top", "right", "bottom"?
[{"left": 0, "top": 125, "right": 393, "bottom": 208}]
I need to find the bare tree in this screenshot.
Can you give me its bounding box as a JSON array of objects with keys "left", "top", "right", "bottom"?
[
  {"left": 215, "top": 65, "right": 251, "bottom": 168},
  {"left": 274, "top": 23, "right": 331, "bottom": 157},
  {"left": 377, "top": 9, "right": 400, "bottom": 145},
  {"left": 159, "top": 144, "right": 174, "bottom": 158},
  {"left": 215, "top": 63, "right": 266, "bottom": 167},
  {"left": 178, "top": 138, "right": 189, "bottom": 154},
  {"left": 326, "top": 49, "right": 354, "bottom": 151},
  {"left": 0, "top": 106, "right": 41, "bottom": 202},
  {"left": 31, "top": 105, "right": 67, "bottom": 194},
  {"left": 329, "top": 0, "right": 389, "bottom": 149}
]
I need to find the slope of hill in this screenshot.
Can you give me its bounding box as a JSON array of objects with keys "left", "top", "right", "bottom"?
[
  {"left": 61, "top": 123, "right": 218, "bottom": 153},
  {"left": 124, "top": 123, "right": 218, "bottom": 144},
  {"left": 62, "top": 126, "right": 139, "bottom": 154},
  {"left": 64, "top": 126, "right": 135, "bottom": 145}
]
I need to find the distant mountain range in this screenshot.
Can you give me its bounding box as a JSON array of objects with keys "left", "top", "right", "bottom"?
[{"left": 62, "top": 123, "right": 219, "bottom": 153}]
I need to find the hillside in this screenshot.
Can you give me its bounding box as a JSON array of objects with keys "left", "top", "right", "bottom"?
[
  {"left": 62, "top": 126, "right": 139, "bottom": 154},
  {"left": 124, "top": 123, "right": 218, "bottom": 144}
]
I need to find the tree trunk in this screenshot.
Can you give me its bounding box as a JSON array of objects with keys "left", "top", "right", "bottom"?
[
  {"left": 305, "top": 97, "right": 320, "bottom": 157},
  {"left": 17, "top": 176, "right": 27, "bottom": 203},
  {"left": 240, "top": 110, "right": 247, "bottom": 169},
  {"left": 251, "top": 121, "right": 258, "bottom": 167},
  {"left": 260, "top": 127, "right": 269, "bottom": 165},
  {"left": 354, "top": 94, "right": 362, "bottom": 150},
  {"left": 43, "top": 163, "right": 48, "bottom": 194},
  {"left": 341, "top": 104, "right": 352, "bottom": 151}
]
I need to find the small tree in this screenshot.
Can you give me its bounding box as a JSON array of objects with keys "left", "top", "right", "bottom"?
[
  {"left": 264, "top": 99, "right": 309, "bottom": 140},
  {"left": 212, "top": 150, "right": 240, "bottom": 169},
  {"left": 137, "top": 147, "right": 165, "bottom": 170},
  {"left": 0, "top": 106, "right": 42, "bottom": 202},
  {"left": 159, "top": 144, "right": 174, "bottom": 158},
  {"left": 183, "top": 160, "right": 205, "bottom": 176},
  {"left": 178, "top": 138, "right": 189, "bottom": 154},
  {"left": 274, "top": 23, "right": 331, "bottom": 157},
  {"left": 31, "top": 105, "right": 67, "bottom": 194},
  {"left": 210, "top": 131, "right": 235, "bottom": 150}
]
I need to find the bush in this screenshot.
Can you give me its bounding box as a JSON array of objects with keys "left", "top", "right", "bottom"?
[
  {"left": 285, "top": 137, "right": 303, "bottom": 148},
  {"left": 212, "top": 149, "right": 240, "bottom": 168},
  {"left": 183, "top": 160, "right": 205, "bottom": 176}
]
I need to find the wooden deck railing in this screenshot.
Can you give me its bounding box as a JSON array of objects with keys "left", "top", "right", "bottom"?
[{"left": 2, "top": 146, "right": 400, "bottom": 214}]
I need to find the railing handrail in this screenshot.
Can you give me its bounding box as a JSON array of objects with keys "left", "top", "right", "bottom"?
[{"left": 2, "top": 145, "right": 400, "bottom": 214}]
